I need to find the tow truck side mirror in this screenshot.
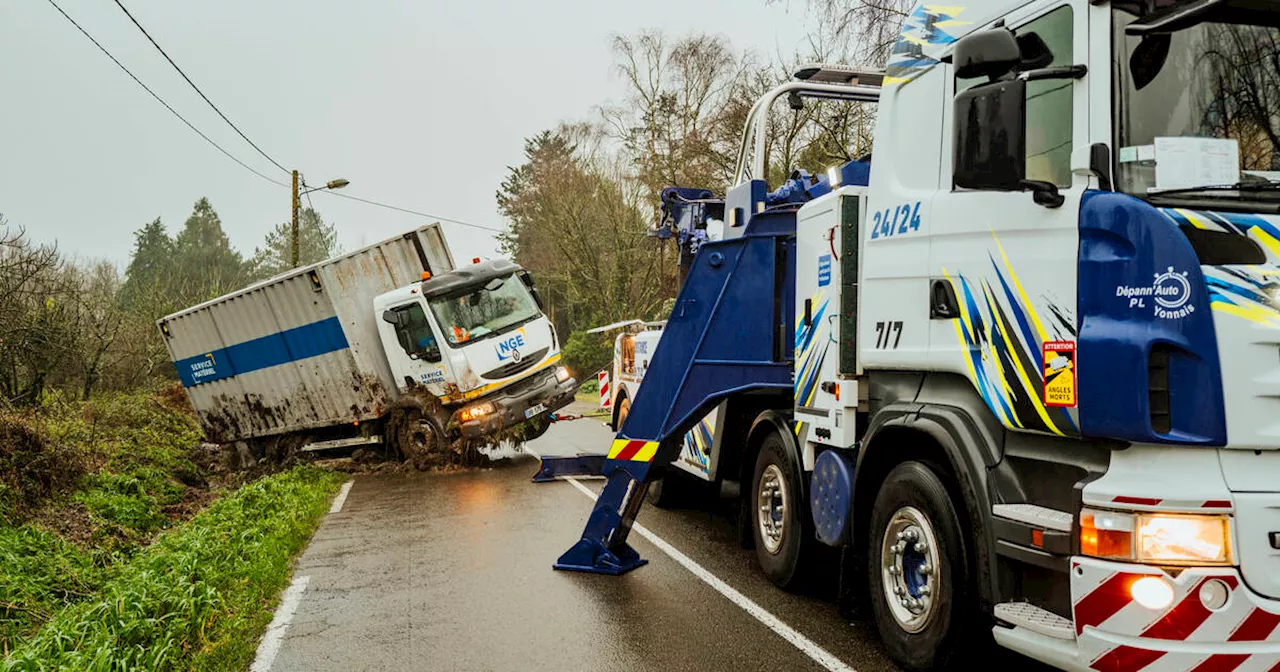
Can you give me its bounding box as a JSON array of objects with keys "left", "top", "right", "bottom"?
[
  {"left": 953, "top": 77, "right": 1027, "bottom": 192},
  {"left": 953, "top": 27, "right": 1021, "bottom": 80},
  {"left": 382, "top": 310, "right": 402, "bottom": 326}
]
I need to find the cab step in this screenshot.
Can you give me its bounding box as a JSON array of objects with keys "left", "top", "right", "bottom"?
[
  {"left": 992, "top": 503, "right": 1073, "bottom": 532},
  {"left": 994, "top": 601, "right": 1075, "bottom": 640}
]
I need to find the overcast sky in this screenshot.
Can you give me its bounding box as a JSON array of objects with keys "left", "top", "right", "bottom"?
[{"left": 2, "top": 0, "right": 814, "bottom": 268}]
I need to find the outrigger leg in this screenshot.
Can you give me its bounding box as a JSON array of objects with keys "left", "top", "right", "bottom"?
[{"left": 553, "top": 438, "right": 665, "bottom": 575}]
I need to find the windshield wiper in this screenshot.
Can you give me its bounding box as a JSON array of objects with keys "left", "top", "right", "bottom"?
[{"left": 1148, "top": 181, "right": 1280, "bottom": 197}]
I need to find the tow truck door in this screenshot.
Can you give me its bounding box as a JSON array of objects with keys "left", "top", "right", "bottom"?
[{"left": 928, "top": 0, "right": 1089, "bottom": 437}]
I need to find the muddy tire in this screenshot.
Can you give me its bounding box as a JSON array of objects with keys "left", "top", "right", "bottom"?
[{"left": 391, "top": 405, "right": 449, "bottom": 470}]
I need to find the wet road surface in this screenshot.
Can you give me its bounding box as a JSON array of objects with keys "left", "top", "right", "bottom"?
[{"left": 269, "top": 404, "right": 1049, "bottom": 671}]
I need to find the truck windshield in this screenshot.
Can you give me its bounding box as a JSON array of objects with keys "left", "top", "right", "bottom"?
[
  {"left": 1114, "top": 9, "right": 1280, "bottom": 202},
  {"left": 428, "top": 274, "right": 540, "bottom": 345}
]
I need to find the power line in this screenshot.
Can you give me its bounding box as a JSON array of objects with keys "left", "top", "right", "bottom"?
[
  {"left": 111, "top": 0, "right": 291, "bottom": 175},
  {"left": 45, "top": 0, "right": 288, "bottom": 189},
  {"left": 49, "top": 0, "right": 502, "bottom": 236},
  {"left": 318, "top": 190, "right": 508, "bottom": 233}
]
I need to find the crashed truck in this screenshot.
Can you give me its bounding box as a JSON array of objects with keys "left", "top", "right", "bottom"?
[{"left": 158, "top": 224, "right": 576, "bottom": 466}]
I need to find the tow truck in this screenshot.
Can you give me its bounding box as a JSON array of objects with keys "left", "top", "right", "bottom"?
[{"left": 543, "top": 1, "right": 1280, "bottom": 669}]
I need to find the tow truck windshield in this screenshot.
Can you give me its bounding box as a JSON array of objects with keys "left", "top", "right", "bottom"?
[
  {"left": 428, "top": 274, "right": 540, "bottom": 345},
  {"left": 1114, "top": 6, "right": 1280, "bottom": 205}
]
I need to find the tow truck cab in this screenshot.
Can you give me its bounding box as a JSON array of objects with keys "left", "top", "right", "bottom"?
[{"left": 373, "top": 258, "right": 575, "bottom": 436}]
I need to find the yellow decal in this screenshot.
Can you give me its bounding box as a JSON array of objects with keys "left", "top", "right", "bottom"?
[{"left": 1043, "top": 341, "right": 1076, "bottom": 407}]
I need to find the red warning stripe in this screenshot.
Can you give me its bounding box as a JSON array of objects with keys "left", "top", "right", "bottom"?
[
  {"left": 1075, "top": 572, "right": 1142, "bottom": 635},
  {"left": 1113, "top": 496, "right": 1163, "bottom": 506},
  {"left": 1091, "top": 578, "right": 1219, "bottom": 671},
  {"left": 614, "top": 440, "right": 645, "bottom": 461},
  {"left": 1202, "top": 500, "right": 1232, "bottom": 509},
  {"left": 1184, "top": 608, "right": 1280, "bottom": 672}
]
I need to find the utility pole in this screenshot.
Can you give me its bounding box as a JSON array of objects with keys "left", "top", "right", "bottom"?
[
  {"left": 291, "top": 173, "right": 349, "bottom": 269},
  {"left": 291, "top": 170, "right": 301, "bottom": 268}
]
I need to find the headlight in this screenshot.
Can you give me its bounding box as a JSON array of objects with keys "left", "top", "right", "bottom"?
[
  {"left": 1081, "top": 508, "right": 1232, "bottom": 566},
  {"left": 1138, "top": 514, "right": 1231, "bottom": 564},
  {"left": 555, "top": 366, "right": 571, "bottom": 382},
  {"left": 458, "top": 402, "right": 495, "bottom": 422}
]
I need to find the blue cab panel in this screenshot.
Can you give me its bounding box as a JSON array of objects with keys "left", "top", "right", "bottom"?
[{"left": 1076, "top": 191, "right": 1226, "bottom": 445}]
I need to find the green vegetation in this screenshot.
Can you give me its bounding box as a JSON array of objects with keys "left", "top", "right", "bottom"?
[
  {"left": 5, "top": 465, "right": 340, "bottom": 670},
  {"left": 0, "top": 387, "right": 344, "bottom": 669}
]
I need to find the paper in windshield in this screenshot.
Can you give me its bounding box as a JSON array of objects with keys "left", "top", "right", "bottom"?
[{"left": 1152, "top": 137, "right": 1240, "bottom": 191}]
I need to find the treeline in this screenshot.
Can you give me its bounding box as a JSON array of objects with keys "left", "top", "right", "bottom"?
[
  {"left": 0, "top": 199, "right": 338, "bottom": 406},
  {"left": 498, "top": 10, "right": 902, "bottom": 374}
]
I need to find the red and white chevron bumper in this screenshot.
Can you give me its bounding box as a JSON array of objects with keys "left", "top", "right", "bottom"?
[{"left": 1022, "top": 557, "right": 1280, "bottom": 671}]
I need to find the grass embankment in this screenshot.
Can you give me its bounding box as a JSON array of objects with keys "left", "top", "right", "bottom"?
[
  {"left": 0, "top": 387, "right": 343, "bottom": 670},
  {"left": 573, "top": 377, "right": 600, "bottom": 405}
]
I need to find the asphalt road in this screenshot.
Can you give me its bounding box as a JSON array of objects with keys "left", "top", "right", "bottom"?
[{"left": 265, "top": 403, "right": 1044, "bottom": 672}]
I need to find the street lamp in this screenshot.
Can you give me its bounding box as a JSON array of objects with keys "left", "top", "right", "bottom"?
[{"left": 291, "top": 171, "right": 349, "bottom": 268}]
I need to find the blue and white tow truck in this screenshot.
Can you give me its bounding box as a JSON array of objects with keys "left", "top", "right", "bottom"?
[{"left": 542, "top": 1, "right": 1280, "bottom": 669}]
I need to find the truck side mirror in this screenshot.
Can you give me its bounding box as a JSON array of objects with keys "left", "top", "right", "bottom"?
[
  {"left": 953, "top": 28, "right": 1021, "bottom": 80},
  {"left": 382, "top": 310, "right": 402, "bottom": 326},
  {"left": 953, "top": 77, "right": 1027, "bottom": 191},
  {"left": 518, "top": 270, "right": 546, "bottom": 310},
  {"left": 1130, "top": 34, "right": 1170, "bottom": 90}
]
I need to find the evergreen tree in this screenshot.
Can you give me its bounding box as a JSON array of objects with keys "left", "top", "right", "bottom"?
[
  {"left": 171, "top": 198, "right": 247, "bottom": 303},
  {"left": 248, "top": 208, "right": 339, "bottom": 280},
  {"left": 120, "top": 218, "right": 174, "bottom": 309}
]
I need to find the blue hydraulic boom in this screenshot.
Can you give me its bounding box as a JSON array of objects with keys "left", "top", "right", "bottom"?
[{"left": 552, "top": 161, "right": 870, "bottom": 574}]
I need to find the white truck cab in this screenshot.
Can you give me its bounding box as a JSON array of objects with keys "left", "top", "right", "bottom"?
[{"left": 375, "top": 258, "right": 575, "bottom": 438}]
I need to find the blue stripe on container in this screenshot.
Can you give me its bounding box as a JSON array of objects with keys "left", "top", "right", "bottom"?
[{"left": 175, "top": 316, "right": 350, "bottom": 387}]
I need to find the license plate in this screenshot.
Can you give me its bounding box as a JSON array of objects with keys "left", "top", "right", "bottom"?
[{"left": 524, "top": 403, "right": 546, "bottom": 419}]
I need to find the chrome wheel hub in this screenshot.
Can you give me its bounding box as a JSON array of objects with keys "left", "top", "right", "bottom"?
[
  {"left": 880, "top": 506, "right": 941, "bottom": 633},
  {"left": 757, "top": 464, "right": 788, "bottom": 554}
]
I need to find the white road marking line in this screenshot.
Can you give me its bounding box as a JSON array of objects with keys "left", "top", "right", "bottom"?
[
  {"left": 562, "top": 476, "right": 856, "bottom": 672},
  {"left": 329, "top": 480, "right": 354, "bottom": 513},
  {"left": 250, "top": 574, "right": 310, "bottom": 672}
]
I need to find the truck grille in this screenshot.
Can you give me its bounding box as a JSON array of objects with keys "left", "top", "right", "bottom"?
[{"left": 480, "top": 347, "right": 549, "bottom": 380}]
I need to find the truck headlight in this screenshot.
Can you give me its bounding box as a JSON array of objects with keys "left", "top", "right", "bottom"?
[
  {"left": 555, "top": 366, "right": 571, "bottom": 382},
  {"left": 1138, "top": 514, "right": 1231, "bottom": 565},
  {"left": 1081, "top": 508, "right": 1232, "bottom": 566},
  {"left": 458, "top": 401, "right": 495, "bottom": 422}
]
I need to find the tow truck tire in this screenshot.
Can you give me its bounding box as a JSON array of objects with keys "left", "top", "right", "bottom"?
[
  {"left": 612, "top": 396, "right": 631, "bottom": 432},
  {"left": 751, "top": 431, "right": 814, "bottom": 590},
  {"left": 867, "top": 461, "right": 971, "bottom": 671}
]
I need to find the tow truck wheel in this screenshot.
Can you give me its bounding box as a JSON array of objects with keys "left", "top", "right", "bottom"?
[
  {"left": 867, "top": 461, "right": 970, "bottom": 670},
  {"left": 750, "top": 431, "right": 813, "bottom": 590},
  {"left": 613, "top": 396, "right": 631, "bottom": 432}
]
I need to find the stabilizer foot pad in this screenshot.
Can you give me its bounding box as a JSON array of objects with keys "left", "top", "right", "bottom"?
[
  {"left": 554, "top": 539, "right": 648, "bottom": 575},
  {"left": 532, "top": 455, "right": 607, "bottom": 483}
]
